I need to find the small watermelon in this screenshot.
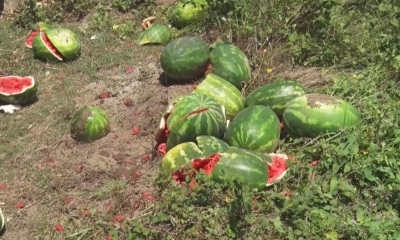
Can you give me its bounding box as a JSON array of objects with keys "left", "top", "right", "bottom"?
[
  {"left": 70, "top": 106, "right": 110, "bottom": 142},
  {"left": 160, "top": 36, "right": 209, "bottom": 82},
  {"left": 137, "top": 24, "right": 171, "bottom": 46},
  {"left": 193, "top": 73, "right": 245, "bottom": 120},
  {"left": 171, "top": 0, "right": 209, "bottom": 28},
  {"left": 168, "top": 146, "right": 289, "bottom": 190},
  {"left": 0, "top": 76, "right": 37, "bottom": 105},
  {"left": 282, "top": 93, "right": 361, "bottom": 138},
  {"left": 208, "top": 43, "right": 251, "bottom": 90},
  {"left": 245, "top": 78, "right": 307, "bottom": 118},
  {"left": 33, "top": 27, "right": 81, "bottom": 62},
  {"left": 156, "top": 93, "right": 227, "bottom": 152},
  {"left": 224, "top": 105, "right": 281, "bottom": 153},
  {"left": 25, "top": 22, "right": 52, "bottom": 48}
]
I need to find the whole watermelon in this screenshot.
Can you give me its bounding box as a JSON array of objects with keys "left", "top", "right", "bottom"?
[
  {"left": 245, "top": 78, "right": 307, "bottom": 118},
  {"left": 160, "top": 93, "right": 227, "bottom": 151},
  {"left": 224, "top": 105, "right": 280, "bottom": 153},
  {"left": 160, "top": 36, "right": 209, "bottom": 82},
  {"left": 193, "top": 73, "right": 245, "bottom": 120},
  {"left": 282, "top": 93, "right": 361, "bottom": 138},
  {"left": 209, "top": 43, "right": 251, "bottom": 90},
  {"left": 171, "top": 0, "right": 209, "bottom": 28},
  {"left": 70, "top": 106, "right": 110, "bottom": 142}
]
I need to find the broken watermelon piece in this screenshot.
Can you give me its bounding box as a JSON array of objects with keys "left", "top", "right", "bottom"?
[
  {"left": 25, "top": 22, "right": 52, "bottom": 49},
  {"left": 32, "top": 27, "right": 81, "bottom": 62},
  {"left": 266, "top": 153, "right": 289, "bottom": 186},
  {"left": 0, "top": 76, "right": 37, "bottom": 105}
]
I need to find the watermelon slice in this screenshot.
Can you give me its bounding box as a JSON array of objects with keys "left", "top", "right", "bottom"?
[
  {"left": 25, "top": 22, "right": 52, "bottom": 49},
  {"left": 0, "top": 76, "right": 37, "bottom": 106}
]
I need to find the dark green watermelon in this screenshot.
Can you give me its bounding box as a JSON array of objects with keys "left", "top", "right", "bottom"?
[
  {"left": 208, "top": 44, "right": 251, "bottom": 90},
  {"left": 160, "top": 36, "right": 210, "bottom": 82},
  {"left": 224, "top": 105, "right": 281, "bottom": 153},
  {"left": 245, "top": 78, "right": 307, "bottom": 118},
  {"left": 282, "top": 93, "right": 361, "bottom": 138}
]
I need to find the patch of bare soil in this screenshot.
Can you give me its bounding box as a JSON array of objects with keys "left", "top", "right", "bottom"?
[{"left": 279, "top": 66, "right": 333, "bottom": 88}]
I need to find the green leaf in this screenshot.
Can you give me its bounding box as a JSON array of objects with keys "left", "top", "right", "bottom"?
[
  {"left": 330, "top": 177, "right": 339, "bottom": 195},
  {"left": 343, "top": 163, "right": 351, "bottom": 173},
  {"left": 332, "top": 163, "right": 341, "bottom": 174},
  {"left": 272, "top": 217, "right": 285, "bottom": 233}
]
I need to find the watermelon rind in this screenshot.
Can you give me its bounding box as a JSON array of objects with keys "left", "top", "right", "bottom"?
[
  {"left": 137, "top": 24, "right": 171, "bottom": 46},
  {"left": 0, "top": 76, "right": 37, "bottom": 105},
  {"left": 171, "top": 0, "right": 209, "bottom": 28},
  {"left": 25, "top": 22, "right": 52, "bottom": 48},
  {"left": 282, "top": 93, "right": 361, "bottom": 139},
  {"left": 32, "top": 32, "right": 63, "bottom": 61},
  {"left": 196, "top": 135, "right": 230, "bottom": 156},
  {"left": 70, "top": 106, "right": 110, "bottom": 143},
  {"left": 193, "top": 73, "right": 245, "bottom": 120},
  {"left": 160, "top": 142, "right": 205, "bottom": 177},
  {"left": 160, "top": 36, "right": 210, "bottom": 82},
  {"left": 224, "top": 105, "right": 281, "bottom": 153},
  {"left": 211, "top": 147, "right": 269, "bottom": 190},
  {"left": 166, "top": 93, "right": 227, "bottom": 151},
  {"left": 209, "top": 43, "right": 251, "bottom": 90},
  {"left": 245, "top": 78, "right": 307, "bottom": 118},
  {"left": 266, "top": 153, "right": 289, "bottom": 186}
]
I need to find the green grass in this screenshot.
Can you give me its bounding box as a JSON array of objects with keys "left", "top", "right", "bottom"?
[{"left": 1, "top": 0, "right": 400, "bottom": 239}]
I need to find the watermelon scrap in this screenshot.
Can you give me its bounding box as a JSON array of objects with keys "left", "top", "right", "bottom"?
[
  {"left": 266, "top": 153, "right": 289, "bottom": 186},
  {"left": 26, "top": 29, "right": 40, "bottom": 48},
  {"left": 41, "top": 32, "right": 64, "bottom": 60}
]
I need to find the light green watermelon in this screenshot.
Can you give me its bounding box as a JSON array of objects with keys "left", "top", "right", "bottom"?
[
  {"left": 282, "top": 93, "right": 361, "bottom": 138},
  {"left": 193, "top": 73, "right": 245, "bottom": 120},
  {"left": 70, "top": 106, "right": 110, "bottom": 142},
  {"left": 33, "top": 27, "right": 81, "bottom": 62},
  {"left": 171, "top": 0, "right": 209, "bottom": 28},
  {"left": 224, "top": 105, "right": 281, "bottom": 153},
  {"left": 0, "top": 76, "right": 37, "bottom": 105},
  {"left": 137, "top": 24, "right": 171, "bottom": 46},
  {"left": 160, "top": 36, "right": 210, "bottom": 82},
  {"left": 156, "top": 93, "right": 227, "bottom": 152},
  {"left": 209, "top": 43, "right": 251, "bottom": 90},
  {"left": 245, "top": 78, "right": 307, "bottom": 118}
]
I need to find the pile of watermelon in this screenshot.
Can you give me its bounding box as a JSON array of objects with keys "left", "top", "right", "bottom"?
[{"left": 153, "top": 35, "right": 361, "bottom": 190}]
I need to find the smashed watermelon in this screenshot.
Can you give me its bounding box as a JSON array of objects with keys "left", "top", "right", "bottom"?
[
  {"left": 25, "top": 22, "right": 52, "bottom": 49},
  {"left": 0, "top": 76, "right": 37, "bottom": 105}
]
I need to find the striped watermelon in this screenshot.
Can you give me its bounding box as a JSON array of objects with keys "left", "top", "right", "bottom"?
[
  {"left": 137, "top": 24, "right": 171, "bottom": 46},
  {"left": 160, "top": 36, "right": 209, "bottom": 82},
  {"left": 171, "top": 0, "right": 209, "bottom": 28},
  {"left": 282, "top": 93, "right": 361, "bottom": 139},
  {"left": 0, "top": 76, "right": 37, "bottom": 105},
  {"left": 70, "top": 106, "right": 110, "bottom": 142},
  {"left": 169, "top": 147, "right": 289, "bottom": 190},
  {"left": 196, "top": 135, "right": 230, "bottom": 156},
  {"left": 156, "top": 93, "right": 227, "bottom": 152},
  {"left": 245, "top": 78, "right": 307, "bottom": 118},
  {"left": 208, "top": 43, "right": 251, "bottom": 90},
  {"left": 224, "top": 105, "right": 280, "bottom": 153},
  {"left": 193, "top": 73, "right": 244, "bottom": 120}
]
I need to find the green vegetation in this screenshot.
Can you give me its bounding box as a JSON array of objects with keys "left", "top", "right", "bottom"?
[{"left": 1, "top": 0, "right": 400, "bottom": 239}]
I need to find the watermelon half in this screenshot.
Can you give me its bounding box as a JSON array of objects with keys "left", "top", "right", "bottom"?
[
  {"left": 70, "top": 106, "right": 110, "bottom": 143},
  {"left": 155, "top": 93, "right": 227, "bottom": 153},
  {"left": 137, "top": 24, "right": 171, "bottom": 46},
  {"left": 32, "top": 27, "right": 81, "bottom": 62},
  {"left": 162, "top": 145, "right": 289, "bottom": 190},
  {"left": 25, "top": 22, "right": 52, "bottom": 48},
  {"left": 0, "top": 76, "right": 37, "bottom": 105},
  {"left": 282, "top": 93, "right": 361, "bottom": 139}
]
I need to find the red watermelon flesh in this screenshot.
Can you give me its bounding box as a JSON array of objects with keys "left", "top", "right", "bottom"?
[
  {"left": 40, "top": 32, "right": 64, "bottom": 60},
  {"left": 171, "top": 152, "right": 289, "bottom": 188},
  {"left": 25, "top": 29, "right": 40, "bottom": 48},
  {"left": 0, "top": 76, "right": 33, "bottom": 94}
]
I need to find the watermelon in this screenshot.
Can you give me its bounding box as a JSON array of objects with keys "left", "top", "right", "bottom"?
[
  {"left": 156, "top": 93, "right": 227, "bottom": 152},
  {"left": 32, "top": 27, "right": 81, "bottom": 62},
  {"left": 25, "top": 22, "right": 52, "bottom": 48},
  {"left": 282, "top": 93, "right": 361, "bottom": 139},
  {"left": 160, "top": 36, "right": 209, "bottom": 82},
  {"left": 224, "top": 105, "right": 280, "bottom": 153},
  {"left": 70, "top": 106, "right": 110, "bottom": 142},
  {"left": 0, "top": 76, "right": 37, "bottom": 105},
  {"left": 168, "top": 146, "right": 289, "bottom": 190},
  {"left": 0, "top": 207, "right": 4, "bottom": 233},
  {"left": 193, "top": 73, "right": 244, "bottom": 120},
  {"left": 208, "top": 43, "right": 251, "bottom": 90},
  {"left": 137, "top": 24, "right": 171, "bottom": 46},
  {"left": 171, "top": 0, "right": 209, "bottom": 28},
  {"left": 195, "top": 135, "right": 230, "bottom": 156},
  {"left": 245, "top": 78, "right": 307, "bottom": 118}
]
